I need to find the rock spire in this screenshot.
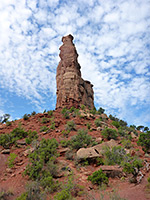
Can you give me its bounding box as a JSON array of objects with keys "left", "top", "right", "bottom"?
[{"left": 56, "top": 34, "right": 94, "bottom": 109}]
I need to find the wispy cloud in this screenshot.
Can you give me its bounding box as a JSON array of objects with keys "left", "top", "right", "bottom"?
[{"left": 0, "top": 0, "right": 150, "bottom": 126}]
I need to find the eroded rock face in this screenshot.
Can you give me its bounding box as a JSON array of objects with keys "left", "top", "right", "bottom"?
[{"left": 56, "top": 34, "right": 94, "bottom": 109}]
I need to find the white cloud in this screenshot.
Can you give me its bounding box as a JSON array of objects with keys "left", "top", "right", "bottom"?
[{"left": 0, "top": 0, "right": 150, "bottom": 126}]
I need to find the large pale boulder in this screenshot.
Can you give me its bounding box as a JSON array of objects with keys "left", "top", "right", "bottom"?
[{"left": 76, "top": 139, "right": 117, "bottom": 160}]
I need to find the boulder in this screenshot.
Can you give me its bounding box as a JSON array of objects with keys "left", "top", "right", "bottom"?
[
  {"left": 23, "top": 147, "right": 34, "bottom": 157},
  {"left": 100, "top": 165, "right": 124, "bottom": 178},
  {"left": 76, "top": 139, "right": 117, "bottom": 160},
  {"left": 16, "top": 139, "right": 26, "bottom": 145},
  {"left": 76, "top": 147, "right": 100, "bottom": 160},
  {"left": 56, "top": 34, "right": 94, "bottom": 109},
  {"left": 1, "top": 149, "right": 10, "bottom": 154}
]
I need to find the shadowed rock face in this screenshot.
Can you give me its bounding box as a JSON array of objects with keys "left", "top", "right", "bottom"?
[{"left": 56, "top": 34, "right": 94, "bottom": 109}]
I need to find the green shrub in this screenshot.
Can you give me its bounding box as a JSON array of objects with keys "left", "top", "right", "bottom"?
[
  {"left": 121, "top": 139, "right": 132, "bottom": 149},
  {"left": 90, "top": 108, "right": 97, "bottom": 115},
  {"left": 88, "top": 169, "right": 108, "bottom": 186},
  {"left": 31, "top": 111, "right": 36, "bottom": 116},
  {"left": 109, "top": 115, "right": 127, "bottom": 127},
  {"left": 86, "top": 123, "right": 91, "bottom": 130},
  {"left": 41, "top": 117, "right": 50, "bottom": 124},
  {"left": 11, "top": 127, "right": 28, "bottom": 139},
  {"left": 7, "top": 153, "right": 17, "bottom": 168},
  {"left": 103, "top": 146, "right": 127, "bottom": 165},
  {"left": 54, "top": 174, "right": 83, "bottom": 200},
  {"left": 94, "top": 118, "right": 102, "bottom": 127},
  {"left": 69, "top": 129, "right": 93, "bottom": 150},
  {"left": 6, "top": 121, "right": 12, "bottom": 126},
  {"left": 54, "top": 189, "right": 72, "bottom": 200},
  {"left": 16, "top": 192, "right": 27, "bottom": 200},
  {"left": 118, "top": 127, "right": 126, "bottom": 137},
  {"left": 25, "top": 181, "right": 45, "bottom": 200},
  {"left": 25, "top": 130, "right": 38, "bottom": 144},
  {"left": 23, "top": 114, "right": 30, "bottom": 120},
  {"left": 69, "top": 107, "right": 75, "bottom": 113},
  {"left": 96, "top": 157, "right": 104, "bottom": 166},
  {"left": 61, "top": 107, "right": 70, "bottom": 119},
  {"left": 40, "top": 126, "right": 49, "bottom": 132},
  {"left": 40, "top": 174, "right": 57, "bottom": 193},
  {"left": 119, "top": 120, "right": 127, "bottom": 127},
  {"left": 0, "top": 127, "right": 28, "bottom": 148},
  {"left": 122, "top": 158, "right": 143, "bottom": 174},
  {"left": 47, "top": 110, "right": 53, "bottom": 116},
  {"left": 80, "top": 104, "right": 85, "bottom": 110},
  {"left": 62, "top": 130, "right": 70, "bottom": 138},
  {"left": 0, "top": 134, "right": 13, "bottom": 148},
  {"left": 65, "top": 121, "right": 76, "bottom": 131},
  {"left": 45, "top": 160, "right": 58, "bottom": 178},
  {"left": 73, "top": 109, "right": 81, "bottom": 117},
  {"left": 112, "top": 121, "right": 120, "bottom": 128},
  {"left": 60, "top": 140, "right": 70, "bottom": 148},
  {"left": 50, "top": 121, "right": 55, "bottom": 130},
  {"left": 25, "top": 138, "right": 58, "bottom": 180},
  {"left": 101, "top": 128, "right": 118, "bottom": 140},
  {"left": 0, "top": 189, "right": 13, "bottom": 200},
  {"left": 148, "top": 177, "right": 150, "bottom": 183},
  {"left": 97, "top": 107, "right": 105, "bottom": 115},
  {"left": 137, "top": 131, "right": 150, "bottom": 152}
]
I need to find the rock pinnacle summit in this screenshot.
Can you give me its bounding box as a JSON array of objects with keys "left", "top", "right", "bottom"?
[{"left": 56, "top": 34, "right": 94, "bottom": 109}]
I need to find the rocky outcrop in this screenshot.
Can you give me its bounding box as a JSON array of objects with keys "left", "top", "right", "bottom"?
[
  {"left": 56, "top": 34, "right": 94, "bottom": 109},
  {"left": 76, "top": 139, "right": 118, "bottom": 160},
  {"left": 100, "top": 165, "right": 124, "bottom": 178}
]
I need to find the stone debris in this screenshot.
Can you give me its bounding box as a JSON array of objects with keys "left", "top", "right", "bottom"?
[{"left": 1, "top": 149, "right": 10, "bottom": 154}]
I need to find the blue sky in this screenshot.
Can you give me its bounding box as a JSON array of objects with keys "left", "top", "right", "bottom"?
[{"left": 0, "top": 0, "right": 150, "bottom": 127}]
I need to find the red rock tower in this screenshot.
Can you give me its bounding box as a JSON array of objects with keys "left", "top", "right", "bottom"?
[{"left": 56, "top": 34, "right": 94, "bottom": 109}]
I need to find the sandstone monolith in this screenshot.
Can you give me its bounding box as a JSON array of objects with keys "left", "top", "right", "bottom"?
[{"left": 56, "top": 34, "right": 94, "bottom": 109}]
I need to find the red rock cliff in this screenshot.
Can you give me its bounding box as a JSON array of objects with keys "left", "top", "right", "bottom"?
[{"left": 56, "top": 34, "right": 94, "bottom": 109}]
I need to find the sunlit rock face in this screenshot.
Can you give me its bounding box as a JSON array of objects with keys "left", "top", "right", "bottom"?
[{"left": 56, "top": 34, "right": 94, "bottom": 109}]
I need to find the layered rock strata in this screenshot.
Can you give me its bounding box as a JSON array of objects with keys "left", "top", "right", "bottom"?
[{"left": 56, "top": 34, "right": 94, "bottom": 109}]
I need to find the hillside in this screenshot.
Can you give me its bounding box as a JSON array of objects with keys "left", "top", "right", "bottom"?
[{"left": 0, "top": 107, "right": 150, "bottom": 200}]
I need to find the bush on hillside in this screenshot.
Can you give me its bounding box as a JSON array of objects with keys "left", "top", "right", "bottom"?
[
  {"left": 23, "top": 114, "right": 30, "bottom": 120},
  {"left": 65, "top": 120, "right": 76, "bottom": 131},
  {"left": 69, "top": 129, "right": 93, "bottom": 150},
  {"left": 7, "top": 153, "right": 17, "bottom": 168},
  {"left": 121, "top": 139, "right": 132, "bottom": 149},
  {"left": 103, "top": 146, "right": 127, "bottom": 165},
  {"left": 137, "top": 131, "right": 150, "bottom": 152},
  {"left": 41, "top": 117, "right": 50, "bottom": 124},
  {"left": 87, "top": 169, "right": 108, "bottom": 186},
  {"left": 94, "top": 118, "right": 102, "bottom": 127},
  {"left": 122, "top": 158, "right": 143, "bottom": 174},
  {"left": 47, "top": 110, "right": 53, "bottom": 116},
  {"left": 101, "top": 128, "right": 118, "bottom": 140},
  {"left": 25, "top": 130, "right": 38, "bottom": 144},
  {"left": 0, "top": 134, "right": 13, "bottom": 148},
  {"left": 31, "top": 111, "right": 36, "bottom": 116},
  {"left": 112, "top": 121, "right": 120, "bottom": 128},
  {"left": 40, "top": 126, "right": 49, "bottom": 132},
  {"left": 25, "top": 138, "right": 58, "bottom": 180},
  {"left": 109, "top": 115, "right": 127, "bottom": 127},
  {"left": 97, "top": 107, "right": 105, "bottom": 115},
  {"left": 0, "top": 127, "right": 28, "bottom": 148}
]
